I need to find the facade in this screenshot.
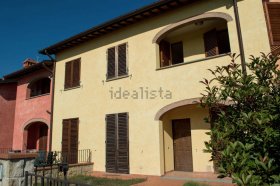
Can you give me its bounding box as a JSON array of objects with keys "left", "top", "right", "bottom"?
[
  {"left": 0, "top": 59, "right": 53, "bottom": 152},
  {"left": 40, "top": 0, "right": 279, "bottom": 176}
]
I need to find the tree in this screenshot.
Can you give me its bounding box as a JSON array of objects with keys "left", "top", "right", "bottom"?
[{"left": 201, "top": 54, "right": 280, "bottom": 185}]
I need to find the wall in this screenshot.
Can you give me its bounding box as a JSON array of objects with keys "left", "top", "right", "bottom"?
[
  {"left": 51, "top": 0, "right": 271, "bottom": 176},
  {"left": 12, "top": 69, "right": 52, "bottom": 150},
  {"left": 0, "top": 83, "right": 17, "bottom": 149}
]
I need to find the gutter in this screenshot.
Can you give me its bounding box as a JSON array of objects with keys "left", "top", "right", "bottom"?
[
  {"left": 44, "top": 50, "right": 56, "bottom": 152},
  {"left": 233, "top": 0, "right": 247, "bottom": 75}
]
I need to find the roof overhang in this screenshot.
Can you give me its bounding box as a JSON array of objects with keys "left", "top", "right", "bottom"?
[{"left": 39, "top": 0, "right": 197, "bottom": 55}]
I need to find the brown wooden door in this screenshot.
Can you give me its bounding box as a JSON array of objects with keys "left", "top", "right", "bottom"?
[
  {"left": 38, "top": 124, "right": 48, "bottom": 151},
  {"left": 172, "top": 119, "right": 193, "bottom": 172},
  {"left": 62, "top": 118, "right": 79, "bottom": 164},
  {"left": 106, "top": 113, "right": 129, "bottom": 174}
]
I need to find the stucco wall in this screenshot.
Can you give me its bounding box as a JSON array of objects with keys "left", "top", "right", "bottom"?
[
  {"left": 51, "top": 0, "right": 271, "bottom": 176},
  {"left": 0, "top": 83, "right": 17, "bottom": 149},
  {"left": 12, "top": 69, "right": 52, "bottom": 150}
]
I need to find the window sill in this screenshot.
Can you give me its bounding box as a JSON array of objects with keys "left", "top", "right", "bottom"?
[
  {"left": 106, "top": 75, "right": 130, "bottom": 82},
  {"left": 64, "top": 85, "right": 81, "bottom": 91},
  {"left": 26, "top": 93, "right": 50, "bottom": 100},
  {"left": 156, "top": 53, "right": 230, "bottom": 71}
]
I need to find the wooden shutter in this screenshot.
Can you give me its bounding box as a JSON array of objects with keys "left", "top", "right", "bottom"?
[
  {"left": 118, "top": 44, "right": 127, "bottom": 76},
  {"left": 62, "top": 119, "right": 70, "bottom": 154},
  {"left": 204, "top": 29, "right": 219, "bottom": 57},
  {"left": 72, "top": 59, "right": 81, "bottom": 87},
  {"left": 106, "top": 114, "right": 117, "bottom": 173},
  {"left": 159, "top": 40, "right": 171, "bottom": 67},
  {"left": 38, "top": 125, "right": 48, "bottom": 151},
  {"left": 64, "top": 62, "right": 72, "bottom": 89},
  {"left": 69, "top": 118, "right": 79, "bottom": 164},
  {"left": 107, "top": 47, "right": 116, "bottom": 79},
  {"left": 171, "top": 42, "right": 184, "bottom": 65},
  {"left": 217, "top": 29, "right": 231, "bottom": 54},
  {"left": 117, "top": 113, "right": 129, "bottom": 174}
]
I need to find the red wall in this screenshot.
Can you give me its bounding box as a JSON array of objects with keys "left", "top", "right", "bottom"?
[
  {"left": 0, "top": 83, "right": 17, "bottom": 149},
  {"left": 12, "top": 69, "right": 52, "bottom": 150}
]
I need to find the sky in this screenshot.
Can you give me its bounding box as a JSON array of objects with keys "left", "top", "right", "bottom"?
[{"left": 0, "top": 0, "right": 157, "bottom": 77}]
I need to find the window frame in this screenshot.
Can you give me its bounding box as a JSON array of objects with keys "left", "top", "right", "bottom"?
[{"left": 64, "top": 58, "right": 81, "bottom": 90}]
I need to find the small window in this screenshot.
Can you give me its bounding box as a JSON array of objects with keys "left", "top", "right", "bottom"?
[
  {"left": 107, "top": 43, "right": 128, "bottom": 79},
  {"left": 159, "top": 40, "right": 184, "bottom": 67},
  {"left": 28, "top": 78, "right": 51, "bottom": 98},
  {"left": 65, "top": 58, "right": 81, "bottom": 89},
  {"left": 203, "top": 29, "right": 230, "bottom": 57}
]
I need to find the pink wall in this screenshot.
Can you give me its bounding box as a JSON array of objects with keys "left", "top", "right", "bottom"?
[
  {"left": 0, "top": 83, "right": 17, "bottom": 149},
  {"left": 12, "top": 69, "right": 52, "bottom": 150}
]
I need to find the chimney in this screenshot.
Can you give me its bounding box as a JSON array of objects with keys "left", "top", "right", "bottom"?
[{"left": 23, "top": 58, "right": 37, "bottom": 68}]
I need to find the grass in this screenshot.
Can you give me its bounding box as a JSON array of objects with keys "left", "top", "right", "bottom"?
[
  {"left": 68, "top": 175, "right": 146, "bottom": 186},
  {"left": 183, "top": 181, "right": 209, "bottom": 186}
]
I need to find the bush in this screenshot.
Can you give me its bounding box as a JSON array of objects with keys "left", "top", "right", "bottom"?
[{"left": 201, "top": 54, "right": 280, "bottom": 185}]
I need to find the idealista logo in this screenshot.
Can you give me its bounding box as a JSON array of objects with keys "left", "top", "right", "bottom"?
[{"left": 109, "top": 87, "right": 172, "bottom": 99}]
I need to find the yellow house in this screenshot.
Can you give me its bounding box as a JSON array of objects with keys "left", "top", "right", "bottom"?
[{"left": 40, "top": 0, "right": 279, "bottom": 176}]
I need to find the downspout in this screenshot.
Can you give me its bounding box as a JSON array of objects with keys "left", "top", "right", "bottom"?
[
  {"left": 44, "top": 50, "right": 56, "bottom": 152},
  {"left": 233, "top": 0, "right": 247, "bottom": 75}
]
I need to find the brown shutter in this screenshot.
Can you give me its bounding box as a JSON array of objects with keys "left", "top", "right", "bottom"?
[
  {"left": 117, "top": 113, "right": 129, "bottom": 174},
  {"left": 72, "top": 59, "right": 81, "bottom": 87},
  {"left": 266, "top": 3, "right": 280, "bottom": 45},
  {"left": 217, "top": 29, "right": 231, "bottom": 54},
  {"left": 65, "top": 62, "right": 72, "bottom": 89},
  {"left": 106, "top": 114, "right": 117, "bottom": 173},
  {"left": 62, "top": 119, "right": 70, "bottom": 154},
  {"left": 107, "top": 47, "right": 116, "bottom": 79},
  {"left": 159, "top": 40, "right": 171, "bottom": 67},
  {"left": 39, "top": 125, "right": 48, "bottom": 151},
  {"left": 204, "top": 29, "right": 219, "bottom": 57},
  {"left": 118, "top": 44, "right": 127, "bottom": 76},
  {"left": 171, "top": 42, "right": 184, "bottom": 65},
  {"left": 69, "top": 118, "right": 79, "bottom": 164}
]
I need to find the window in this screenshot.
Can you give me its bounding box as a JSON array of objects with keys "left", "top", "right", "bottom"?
[
  {"left": 107, "top": 43, "right": 128, "bottom": 79},
  {"left": 159, "top": 40, "right": 184, "bottom": 67},
  {"left": 203, "top": 29, "right": 230, "bottom": 57},
  {"left": 106, "top": 112, "right": 129, "bottom": 174},
  {"left": 264, "top": 1, "right": 280, "bottom": 55},
  {"left": 62, "top": 118, "right": 79, "bottom": 164},
  {"left": 28, "top": 78, "right": 51, "bottom": 98},
  {"left": 64, "top": 58, "right": 81, "bottom": 89}
]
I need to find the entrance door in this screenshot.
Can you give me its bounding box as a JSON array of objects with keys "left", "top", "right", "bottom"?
[
  {"left": 172, "top": 119, "right": 193, "bottom": 172},
  {"left": 106, "top": 113, "right": 129, "bottom": 174},
  {"left": 38, "top": 125, "right": 48, "bottom": 151},
  {"left": 62, "top": 118, "right": 79, "bottom": 164}
]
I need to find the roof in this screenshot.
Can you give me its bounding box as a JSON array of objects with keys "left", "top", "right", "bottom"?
[
  {"left": 39, "top": 0, "right": 196, "bottom": 55},
  {"left": 3, "top": 60, "right": 53, "bottom": 80}
]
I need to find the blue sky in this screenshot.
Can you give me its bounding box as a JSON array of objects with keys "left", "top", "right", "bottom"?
[{"left": 0, "top": 0, "right": 157, "bottom": 77}]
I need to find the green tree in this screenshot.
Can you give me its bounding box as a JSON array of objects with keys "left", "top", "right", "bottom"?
[{"left": 201, "top": 54, "right": 280, "bottom": 185}]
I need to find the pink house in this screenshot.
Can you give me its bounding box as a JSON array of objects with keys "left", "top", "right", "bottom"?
[{"left": 0, "top": 59, "right": 53, "bottom": 151}]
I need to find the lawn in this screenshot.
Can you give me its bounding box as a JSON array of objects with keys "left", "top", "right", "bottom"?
[{"left": 68, "top": 175, "right": 146, "bottom": 186}]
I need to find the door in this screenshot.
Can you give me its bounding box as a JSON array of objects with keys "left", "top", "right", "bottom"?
[
  {"left": 62, "top": 118, "right": 79, "bottom": 164},
  {"left": 38, "top": 124, "right": 48, "bottom": 151},
  {"left": 172, "top": 119, "right": 193, "bottom": 172},
  {"left": 106, "top": 113, "right": 129, "bottom": 174}
]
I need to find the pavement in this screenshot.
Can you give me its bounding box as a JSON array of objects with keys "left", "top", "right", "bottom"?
[{"left": 91, "top": 171, "right": 235, "bottom": 186}]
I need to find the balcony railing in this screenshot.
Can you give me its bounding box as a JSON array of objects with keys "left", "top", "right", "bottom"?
[
  {"left": 34, "top": 149, "right": 92, "bottom": 167},
  {"left": 0, "top": 148, "right": 12, "bottom": 153}
]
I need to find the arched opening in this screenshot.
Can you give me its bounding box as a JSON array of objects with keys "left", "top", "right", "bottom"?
[
  {"left": 153, "top": 12, "right": 233, "bottom": 68},
  {"left": 156, "top": 100, "right": 213, "bottom": 173},
  {"left": 24, "top": 122, "right": 48, "bottom": 151},
  {"left": 27, "top": 77, "right": 51, "bottom": 98}
]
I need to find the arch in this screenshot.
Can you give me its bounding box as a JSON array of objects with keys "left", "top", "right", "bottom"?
[
  {"left": 27, "top": 77, "right": 51, "bottom": 98},
  {"left": 155, "top": 98, "right": 201, "bottom": 120},
  {"left": 152, "top": 12, "right": 233, "bottom": 44},
  {"left": 23, "top": 118, "right": 50, "bottom": 131}
]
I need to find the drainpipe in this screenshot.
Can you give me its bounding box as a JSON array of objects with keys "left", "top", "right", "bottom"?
[
  {"left": 44, "top": 50, "right": 56, "bottom": 152},
  {"left": 233, "top": 0, "right": 247, "bottom": 75}
]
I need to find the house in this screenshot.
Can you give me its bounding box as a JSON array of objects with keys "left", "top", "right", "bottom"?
[
  {"left": 39, "top": 0, "right": 279, "bottom": 175},
  {"left": 0, "top": 59, "right": 53, "bottom": 152}
]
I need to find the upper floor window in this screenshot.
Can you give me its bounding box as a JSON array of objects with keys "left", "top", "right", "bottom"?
[
  {"left": 28, "top": 77, "right": 51, "bottom": 98},
  {"left": 159, "top": 41, "right": 184, "bottom": 67},
  {"left": 107, "top": 43, "right": 128, "bottom": 80},
  {"left": 65, "top": 58, "right": 81, "bottom": 89}
]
